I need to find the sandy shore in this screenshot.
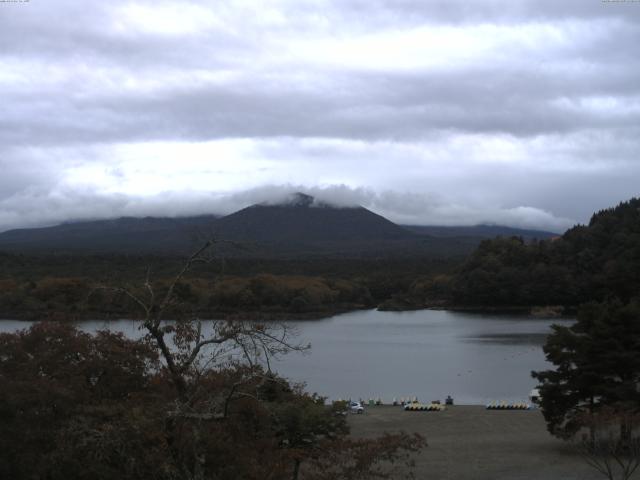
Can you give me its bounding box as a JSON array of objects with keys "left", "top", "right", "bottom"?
[{"left": 348, "top": 405, "right": 610, "bottom": 480}]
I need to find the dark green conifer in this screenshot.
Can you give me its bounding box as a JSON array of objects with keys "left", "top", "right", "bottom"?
[{"left": 533, "top": 299, "right": 640, "bottom": 439}]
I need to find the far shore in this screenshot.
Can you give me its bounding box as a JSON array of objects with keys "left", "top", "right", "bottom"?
[{"left": 0, "top": 303, "right": 576, "bottom": 322}]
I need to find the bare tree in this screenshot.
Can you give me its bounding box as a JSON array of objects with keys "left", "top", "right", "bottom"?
[
  {"left": 105, "top": 240, "right": 307, "bottom": 395},
  {"left": 577, "top": 407, "right": 640, "bottom": 480},
  {"left": 91, "top": 240, "right": 426, "bottom": 480},
  {"left": 98, "top": 240, "right": 310, "bottom": 480}
]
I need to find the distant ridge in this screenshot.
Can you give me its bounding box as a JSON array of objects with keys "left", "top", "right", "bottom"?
[
  {"left": 403, "top": 224, "right": 559, "bottom": 241},
  {"left": 0, "top": 216, "right": 220, "bottom": 254}
]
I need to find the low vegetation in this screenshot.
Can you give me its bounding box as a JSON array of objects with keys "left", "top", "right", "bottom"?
[{"left": 0, "top": 255, "right": 456, "bottom": 320}]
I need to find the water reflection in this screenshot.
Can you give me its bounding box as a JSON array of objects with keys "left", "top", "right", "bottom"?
[
  {"left": 272, "top": 309, "right": 572, "bottom": 405},
  {"left": 461, "top": 333, "right": 551, "bottom": 345}
]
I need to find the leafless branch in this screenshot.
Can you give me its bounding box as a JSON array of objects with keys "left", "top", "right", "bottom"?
[
  {"left": 93, "top": 240, "right": 308, "bottom": 407},
  {"left": 577, "top": 409, "right": 640, "bottom": 480}
]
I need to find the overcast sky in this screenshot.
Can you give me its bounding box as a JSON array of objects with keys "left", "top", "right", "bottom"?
[{"left": 1, "top": 0, "right": 639, "bottom": 233}]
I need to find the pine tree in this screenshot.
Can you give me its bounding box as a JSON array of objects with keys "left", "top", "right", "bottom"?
[{"left": 532, "top": 299, "right": 640, "bottom": 439}]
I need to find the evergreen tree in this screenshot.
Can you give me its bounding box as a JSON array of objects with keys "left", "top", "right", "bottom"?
[
  {"left": 452, "top": 197, "right": 640, "bottom": 307},
  {"left": 532, "top": 299, "right": 640, "bottom": 439}
]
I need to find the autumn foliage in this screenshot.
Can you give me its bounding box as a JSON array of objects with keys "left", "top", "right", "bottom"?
[{"left": 0, "top": 322, "right": 424, "bottom": 479}]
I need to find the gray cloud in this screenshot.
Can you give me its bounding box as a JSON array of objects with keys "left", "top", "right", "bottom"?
[
  {"left": 3, "top": 1, "right": 640, "bottom": 145},
  {"left": 0, "top": 0, "right": 638, "bottom": 234},
  {"left": 323, "top": 0, "right": 640, "bottom": 26}
]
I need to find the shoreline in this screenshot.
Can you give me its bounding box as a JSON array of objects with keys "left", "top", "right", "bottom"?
[{"left": 0, "top": 303, "right": 576, "bottom": 322}]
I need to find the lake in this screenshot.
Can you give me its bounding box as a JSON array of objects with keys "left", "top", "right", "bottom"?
[{"left": 0, "top": 309, "right": 572, "bottom": 405}]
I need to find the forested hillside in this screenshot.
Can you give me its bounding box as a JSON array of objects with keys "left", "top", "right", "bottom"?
[{"left": 448, "top": 198, "right": 640, "bottom": 307}]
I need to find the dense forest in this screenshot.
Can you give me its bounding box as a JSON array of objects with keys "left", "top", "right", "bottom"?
[
  {"left": 443, "top": 198, "right": 640, "bottom": 308},
  {"left": 0, "top": 254, "right": 457, "bottom": 320}
]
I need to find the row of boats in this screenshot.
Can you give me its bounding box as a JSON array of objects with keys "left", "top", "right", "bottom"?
[
  {"left": 404, "top": 401, "right": 533, "bottom": 411},
  {"left": 404, "top": 403, "right": 447, "bottom": 411},
  {"left": 336, "top": 391, "right": 539, "bottom": 411},
  {"left": 486, "top": 401, "right": 532, "bottom": 410}
]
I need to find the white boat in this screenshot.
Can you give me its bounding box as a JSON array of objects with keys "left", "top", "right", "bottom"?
[{"left": 529, "top": 389, "right": 541, "bottom": 404}]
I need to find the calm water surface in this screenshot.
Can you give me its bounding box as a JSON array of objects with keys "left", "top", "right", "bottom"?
[{"left": 0, "top": 309, "right": 572, "bottom": 405}]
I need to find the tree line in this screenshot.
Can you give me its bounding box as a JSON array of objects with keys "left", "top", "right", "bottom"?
[
  {"left": 0, "top": 255, "right": 457, "bottom": 320},
  {"left": 441, "top": 198, "right": 640, "bottom": 308}
]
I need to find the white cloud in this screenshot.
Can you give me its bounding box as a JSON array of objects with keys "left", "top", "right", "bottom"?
[
  {"left": 288, "top": 21, "right": 582, "bottom": 72},
  {"left": 111, "top": 2, "right": 225, "bottom": 36},
  {"left": 62, "top": 140, "right": 266, "bottom": 195}
]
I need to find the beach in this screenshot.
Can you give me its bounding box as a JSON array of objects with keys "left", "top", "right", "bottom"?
[{"left": 348, "top": 405, "right": 609, "bottom": 480}]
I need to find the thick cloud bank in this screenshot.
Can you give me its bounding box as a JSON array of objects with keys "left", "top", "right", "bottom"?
[{"left": 1, "top": 0, "right": 638, "bottom": 233}]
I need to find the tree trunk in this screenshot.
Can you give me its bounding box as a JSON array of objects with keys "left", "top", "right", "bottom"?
[
  {"left": 193, "top": 423, "right": 206, "bottom": 480},
  {"left": 620, "top": 419, "right": 632, "bottom": 452},
  {"left": 589, "top": 396, "right": 596, "bottom": 446},
  {"left": 292, "top": 459, "right": 301, "bottom": 480}
]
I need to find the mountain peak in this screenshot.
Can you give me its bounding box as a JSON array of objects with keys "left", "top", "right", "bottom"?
[
  {"left": 258, "top": 192, "right": 324, "bottom": 208},
  {"left": 286, "top": 192, "right": 315, "bottom": 207}
]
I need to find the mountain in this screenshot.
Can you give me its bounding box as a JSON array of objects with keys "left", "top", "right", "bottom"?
[
  {"left": 202, "top": 192, "right": 461, "bottom": 257},
  {"left": 0, "top": 193, "right": 426, "bottom": 256},
  {"left": 0, "top": 193, "right": 551, "bottom": 258},
  {"left": 209, "top": 193, "right": 413, "bottom": 249}
]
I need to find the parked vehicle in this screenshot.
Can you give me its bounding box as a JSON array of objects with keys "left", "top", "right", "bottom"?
[{"left": 350, "top": 401, "right": 364, "bottom": 414}]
